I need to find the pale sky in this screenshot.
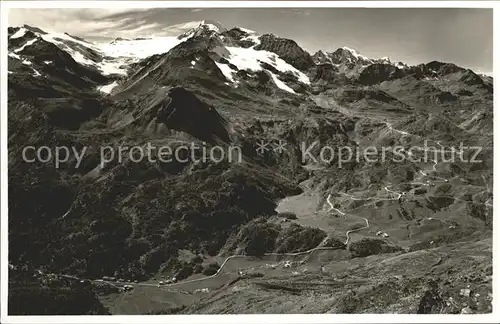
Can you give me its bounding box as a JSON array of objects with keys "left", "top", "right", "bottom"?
[{"left": 8, "top": 8, "right": 493, "bottom": 74}]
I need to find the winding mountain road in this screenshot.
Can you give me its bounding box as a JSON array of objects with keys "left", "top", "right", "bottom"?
[
  {"left": 51, "top": 191, "right": 378, "bottom": 291},
  {"left": 326, "top": 194, "right": 370, "bottom": 245},
  {"left": 384, "top": 186, "right": 402, "bottom": 200}
]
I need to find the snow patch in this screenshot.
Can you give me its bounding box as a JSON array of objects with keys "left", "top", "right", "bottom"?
[
  {"left": 95, "top": 35, "right": 194, "bottom": 75},
  {"left": 14, "top": 38, "right": 38, "bottom": 53},
  {"left": 98, "top": 81, "right": 119, "bottom": 94},
  {"left": 32, "top": 69, "right": 42, "bottom": 77},
  {"left": 98, "top": 59, "right": 128, "bottom": 76},
  {"left": 204, "top": 22, "right": 220, "bottom": 32},
  {"left": 8, "top": 28, "right": 195, "bottom": 79},
  {"left": 98, "top": 36, "right": 186, "bottom": 60},
  {"left": 215, "top": 62, "right": 235, "bottom": 82},
  {"left": 241, "top": 35, "right": 261, "bottom": 47},
  {"left": 270, "top": 73, "right": 295, "bottom": 94},
  {"left": 32, "top": 32, "right": 127, "bottom": 75},
  {"left": 224, "top": 46, "right": 310, "bottom": 85},
  {"left": 37, "top": 30, "right": 193, "bottom": 76},
  {"left": 67, "top": 49, "right": 96, "bottom": 67},
  {"left": 41, "top": 32, "right": 101, "bottom": 52},
  {"left": 8, "top": 52, "right": 33, "bottom": 66},
  {"left": 395, "top": 62, "right": 407, "bottom": 69},
  {"left": 8, "top": 53, "right": 21, "bottom": 60}
]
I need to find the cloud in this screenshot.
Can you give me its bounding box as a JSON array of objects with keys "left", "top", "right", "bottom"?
[
  {"left": 8, "top": 8, "right": 158, "bottom": 39},
  {"left": 161, "top": 21, "right": 203, "bottom": 35}
]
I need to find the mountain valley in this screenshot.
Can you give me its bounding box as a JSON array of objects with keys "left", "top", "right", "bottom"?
[{"left": 7, "top": 20, "right": 493, "bottom": 315}]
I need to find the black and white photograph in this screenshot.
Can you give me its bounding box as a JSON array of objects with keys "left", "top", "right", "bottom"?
[{"left": 1, "top": 1, "right": 497, "bottom": 322}]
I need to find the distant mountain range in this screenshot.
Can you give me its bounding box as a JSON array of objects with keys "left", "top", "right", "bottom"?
[{"left": 8, "top": 20, "right": 492, "bottom": 96}]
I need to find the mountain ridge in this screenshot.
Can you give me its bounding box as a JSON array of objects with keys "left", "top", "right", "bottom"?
[{"left": 8, "top": 21, "right": 492, "bottom": 100}]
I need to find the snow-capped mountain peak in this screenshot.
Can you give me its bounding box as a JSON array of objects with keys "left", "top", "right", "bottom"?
[
  {"left": 11, "top": 21, "right": 465, "bottom": 100},
  {"left": 199, "top": 20, "right": 225, "bottom": 32},
  {"left": 8, "top": 23, "right": 199, "bottom": 80},
  {"left": 162, "top": 20, "right": 225, "bottom": 38},
  {"left": 380, "top": 56, "right": 391, "bottom": 63},
  {"left": 312, "top": 46, "right": 409, "bottom": 73},
  {"left": 312, "top": 47, "right": 373, "bottom": 66},
  {"left": 235, "top": 26, "right": 256, "bottom": 34},
  {"left": 341, "top": 46, "right": 371, "bottom": 62}
]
